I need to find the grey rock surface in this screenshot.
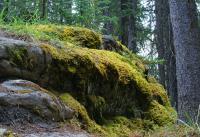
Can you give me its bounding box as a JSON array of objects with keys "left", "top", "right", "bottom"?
[{"left": 0, "top": 79, "right": 74, "bottom": 122}]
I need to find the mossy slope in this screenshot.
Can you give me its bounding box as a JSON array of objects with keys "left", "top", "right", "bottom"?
[
  {"left": 40, "top": 42, "right": 176, "bottom": 125},
  {"left": 0, "top": 24, "right": 177, "bottom": 136}
]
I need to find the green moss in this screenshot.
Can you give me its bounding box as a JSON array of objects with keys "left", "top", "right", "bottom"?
[
  {"left": 149, "top": 125, "right": 200, "bottom": 137},
  {"left": 7, "top": 46, "right": 28, "bottom": 68},
  {"left": 1, "top": 24, "right": 102, "bottom": 49},
  {"left": 86, "top": 95, "right": 106, "bottom": 124},
  {"left": 60, "top": 93, "right": 154, "bottom": 137},
  {"left": 68, "top": 66, "right": 77, "bottom": 73},
  {"left": 58, "top": 26, "right": 102, "bottom": 49},
  {"left": 147, "top": 76, "right": 158, "bottom": 83},
  {"left": 6, "top": 46, "right": 36, "bottom": 70},
  {"left": 102, "top": 116, "right": 140, "bottom": 137},
  {"left": 147, "top": 101, "right": 177, "bottom": 126},
  {"left": 40, "top": 42, "right": 176, "bottom": 127},
  {"left": 1, "top": 23, "right": 177, "bottom": 134},
  {"left": 60, "top": 93, "right": 105, "bottom": 134},
  {"left": 3, "top": 130, "right": 14, "bottom": 137}
]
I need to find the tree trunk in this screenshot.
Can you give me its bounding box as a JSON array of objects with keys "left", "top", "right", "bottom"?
[
  {"left": 40, "top": 0, "right": 47, "bottom": 19},
  {"left": 65, "top": 0, "right": 72, "bottom": 25},
  {"left": 3, "top": 0, "right": 9, "bottom": 22},
  {"left": 120, "top": 0, "right": 137, "bottom": 52},
  {"left": 120, "top": 0, "right": 129, "bottom": 46},
  {"left": 128, "top": 0, "right": 137, "bottom": 52},
  {"left": 169, "top": 0, "right": 200, "bottom": 123},
  {"left": 155, "top": 0, "right": 177, "bottom": 109},
  {"left": 103, "top": 8, "right": 114, "bottom": 35},
  {"left": 155, "top": 0, "right": 166, "bottom": 87},
  {"left": 0, "top": 0, "right": 3, "bottom": 12}
]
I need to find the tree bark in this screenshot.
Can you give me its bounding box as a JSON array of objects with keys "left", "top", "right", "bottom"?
[
  {"left": 120, "top": 0, "right": 137, "bottom": 53},
  {"left": 169, "top": 0, "right": 200, "bottom": 123},
  {"left": 120, "top": 0, "right": 129, "bottom": 46},
  {"left": 3, "top": 0, "right": 9, "bottom": 22},
  {"left": 65, "top": 0, "right": 73, "bottom": 25},
  {"left": 0, "top": 0, "right": 3, "bottom": 12},
  {"left": 155, "top": 0, "right": 177, "bottom": 109},
  {"left": 128, "top": 0, "right": 137, "bottom": 52},
  {"left": 40, "top": 0, "right": 47, "bottom": 19}
]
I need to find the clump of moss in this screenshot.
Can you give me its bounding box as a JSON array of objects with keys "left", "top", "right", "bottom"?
[
  {"left": 0, "top": 24, "right": 102, "bottom": 49},
  {"left": 147, "top": 101, "right": 177, "bottom": 126},
  {"left": 102, "top": 116, "right": 142, "bottom": 137},
  {"left": 6, "top": 46, "right": 36, "bottom": 70},
  {"left": 7, "top": 46, "right": 28, "bottom": 68},
  {"left": 59, "top": 27, "right": 102, "bottom": 49},
  {"left": 147, "top": 76, "right": 158, "bottom": 83},
  {"left": 34, "top": 25, "right": 102, "bottom": 49},
  {"left": 86, "top": 95, "right": 106, "bottom": 124},
  {"left": 60, "top": 93, "right": 105, "bottom": 134}
]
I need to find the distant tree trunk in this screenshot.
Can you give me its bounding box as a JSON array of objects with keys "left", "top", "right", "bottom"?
[
  {"left": 65, "top": 0, "right": 72, "bottom": 25},
  {"left": 40, "top": 0, "right": 47, "bottom": 19},
  {"left": 120, "top": 0, "right": 137, "bottom": 52},
  {"left": 120, "top": 0, "right": 129, "bottom": 46},
  {"left": 127, "top": 0, "right": 137, "bottom": 52},
  {"left": 169, "top": 0, "right": 200, "bottom": 123},
  {"left": 3, "top": 0, "right": 9, "bottom": 22},
  {"left": 103, "top": 12, "right": 114, "bottom": 35},
  {"left": 0, "top": 0, "right": 3, "bottom": 12},
  {"left": 155, "top": 0, "right": 177, "bottom": 109},
  {"left": 59, "top": 0, "right": 64, "bottom": 24},
  {"left": 103, "top": 8, "right": 114, "bottom": 35}
]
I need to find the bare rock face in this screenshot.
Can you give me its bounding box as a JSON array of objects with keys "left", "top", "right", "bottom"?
[{"left": 0, "top": 79, "right": 74, "bottom": 122}]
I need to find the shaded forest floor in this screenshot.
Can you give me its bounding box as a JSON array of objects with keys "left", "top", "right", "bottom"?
[
  {"left": 1, "top": 122, "right": 200, "bottom": 137},
  {"left": 145, "top": 125, "right": 200, "bottom": 137}
]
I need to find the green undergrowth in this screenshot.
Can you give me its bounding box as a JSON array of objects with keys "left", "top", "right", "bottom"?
[{"left": 148, "top": 124, "right": 200, "bottom": 137}]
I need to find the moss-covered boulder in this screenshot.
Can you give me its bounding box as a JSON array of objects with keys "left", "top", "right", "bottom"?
[{"left": 0, "top": 25, "right": 176, "bottom": 132}]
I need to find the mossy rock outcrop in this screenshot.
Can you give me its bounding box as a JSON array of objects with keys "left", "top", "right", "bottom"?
[{"left": 0, "top": 24, "right": 176, "bottom": 136}]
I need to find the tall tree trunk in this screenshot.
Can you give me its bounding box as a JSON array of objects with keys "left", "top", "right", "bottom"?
[
  {"left": 40, "top": 0, "right": 47, "bottom": 19},
  {"left": 65, "top": 0, "right": 72, "bottom": 25},
  {"left": 169, "top": 0, "right": 200, "bottom": 123},
  {"left": 128, "top": 0, "right": 137, "bottom": 52},
  {"left": 0, "top": 0, "right": 3, "bottom": 12},
  {"left": 3, "top": 0, "right": 9, "bottom": 22},
  {"left": 120, "top": 0, "right": 137, "bottom": 52},
  {"left": 155, "top": 0, "right": 177, "bottom": 109},
  {"left": 120, "top": 0, "right": 129, "bottom": 46},
  {"left": 103, "top": 7, "right": 114, "bottom": 35}
]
